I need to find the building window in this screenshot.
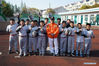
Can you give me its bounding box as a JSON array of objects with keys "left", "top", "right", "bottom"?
[
  {"left": 71, "top": 16, "right": 73, "bottom": 21},
  {"left": 85, "top": 15, "right": 88, "bottom": 23},
  {"left": 90, "top": 15, "right": 95, "bottom": 25},
  {"left": 86, "top": 0, "right": 89, "bottom": 2},
  {"left": 90, "top": 2, "right": 93, "bottom": 5}
]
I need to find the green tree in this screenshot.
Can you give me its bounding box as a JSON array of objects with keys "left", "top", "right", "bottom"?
[
  {"left": 91, "top": 4, "right": 99, "bottom": 8},
  {"left": 46, "top": 8, "right": 55, "bottom": 15},
  {"left": 2, "top": 0, "right": 14, "bottom": 17},
  {"left": 79, "top": 5, "right": 91, "bottom": 10},
  {"left": 79, "top": 4, "right": 99, "bottom": 10},
  {"left": 27, "top": 8, "right": 40, "bottom": 17},
  {"left": 14, "top": 5, "right": 20, "bottom": 13},
  {"left": 21, "top": 3, "right": 28, "bottom": 14}
]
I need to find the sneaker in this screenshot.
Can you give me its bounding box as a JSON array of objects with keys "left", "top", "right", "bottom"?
[
  {"left": 33, "top": 52, "right": 37, "bottom": 56},
  {"left": 34, "top": 54, "right": 36, "bottom": 56},
  {"left": 42, "top": 54, "right": 45, "bottom": 56},
  {"left": 60, "top": 53, "right": 63, "bottom": 56},
  {"left": 15, "top": 50, "right": 19, "bottom": 54},
  {"left": 19, "top": 54, "right": 23, "bottom": 57},
  {"left": 29, "top": 52, "right": 32, "bottom": 56},
  {"left": 27, "top": 50, "right": 29, "bottom": 53},
  {"left": 49, "top": 53, "right": 54, "bottom": 56},
  {"left": 71, "top": 53, "right": 75, "bottom": 57},
  {"left": 39, "top": 53, "right": 42, "bottom": 56},
  {"left": 63, "top": 53, "right": 66, "bottom": 56},
  {"left": 54, "top": 54, "right": 59, "bottom": 56},
  {"left": 8, "top": 50, "right": 12, "bottom": 54},
  {"left": 24, "top": 54, "right": 28, "bottom": 57},
  {"left": 83, "top": 54, "right": 86, "bottom": 57}
]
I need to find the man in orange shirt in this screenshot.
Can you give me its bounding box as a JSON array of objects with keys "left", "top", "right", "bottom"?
[{"left": 46, "top": 17, "right": 59, "bottom": 56}]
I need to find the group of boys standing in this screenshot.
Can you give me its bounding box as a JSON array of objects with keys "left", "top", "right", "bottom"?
[{"left": 6, "top": 17, "right": 95, "bottom": 57}]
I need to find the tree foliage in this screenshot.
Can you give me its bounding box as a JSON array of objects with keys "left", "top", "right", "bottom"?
[
  {"left": 14, "top": 5, "right": 20, "bottom": 13},
  {"left": 21, "top": 4, "right": 28, "bottom": 14},
  {"left": 2, "top": 0, "right": 14, "bottom": 17},
  {"left": 79, "top": 4, "right": 99, "bottom": 10},
  {"left": 46, "top": 8, "right": 55, "bottom": 15},
  {"left": 27, "top": 8, "right": 40, "bottom": 17}
]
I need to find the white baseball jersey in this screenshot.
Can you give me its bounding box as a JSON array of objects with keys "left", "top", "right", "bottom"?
[
  {"left": 68, "top": 27, "right": 77, "bottom": 36},
  {"left": 29, "top": 25, "right": 39, "bottom": 37},
  {"left": 6, "top": 23, "right": 18, "bottom": 35},
  {"left": 26, "top": 24, "right": 30, "bottom": 29},
  {"left": 38, "top": 26, "right": 46, "bottom": 36},
  {"left": 60, "top": 27, "right": 68, "bottom": 37},
  {"left": 84, "top": 29, "right": 94, "bottom": 39},
  {"left": 76, "top": 28, "right": 85, "bottom": 42},
  {"left": 16, "top": 25, "right": 29, "bottom": 36}
]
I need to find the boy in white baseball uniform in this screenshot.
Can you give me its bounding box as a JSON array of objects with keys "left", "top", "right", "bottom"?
[
  {"left": 6, "top": 19, "right": 19, "bottom": 54},
  {"left": 28, "top": 20, "right": 39, "bottom": 56},
  {"left": 59, "top": 21, "right": 68, "bottom": 56},
  {"left": 38, "top": 21, "right": 46, "bottom": 56},
  {"left": 34, "top": 20, "right": 39, "bottom": 53},
  {"left": 68, "top": 21, "right": 77, "bottom": 56},
  {"left": 84, "top": 23, "right": 95, "bottom": 57},
  {"left": 76, "top": 23, "right": 85, "bottom": 57},
  {"left": 16, "top": 19, "right": 29, "bottom": 57}
]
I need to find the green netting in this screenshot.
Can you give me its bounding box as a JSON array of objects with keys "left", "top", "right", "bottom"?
[{"left": 20, "top": 14, "right": 61, "bottom": 23}]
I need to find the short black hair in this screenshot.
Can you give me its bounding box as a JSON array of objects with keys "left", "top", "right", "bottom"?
[
  {"left": 50, "top": 17, "right": 55, "bottom": 20},
  {"left": 45, "top": 18, "right": 49, "bottom": 20},
  {"left": 34, "top": 20, "right": 38, "bottom": 22},
  {"left": 10, "top": 19, "right": 15, "bottom": 21},
  {"left": 40, "top": 20, "right": 44, "bottom": 23},
  {"left": 67, "top": 19, "right": 71, "bottom": 21},
  {"left": 86, "top": 23, "right": 91, "bottom": 26},
  {"left": 77, "top": 23, "right": 82, "bottom": 26},
  {"left": 26, "top": 19, "right": 30, "bottom": 21},
  {"left": 70, "top": 21, "right": 74, "bottom": 24},
  {"left": 57, "top": 18, "right": 61, "bottom": 21},
  {"left": 62, "top": 21, "right": 66, "bottom": 24},
  {"left": 20, "top": 19, "right": 25, "bottom": 22}
]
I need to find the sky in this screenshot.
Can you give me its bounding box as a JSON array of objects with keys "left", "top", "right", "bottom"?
[{"left": 5, "top": 0, "right": 81, "bottom": 9}]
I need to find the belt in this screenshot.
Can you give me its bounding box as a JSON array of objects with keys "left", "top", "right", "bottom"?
[
  {"left": 29, "top": 36, "right": 35, "bottom": 38},
  {"left": 69, "top": 35, "right": 75, "bottom": 37},
  {"left": 39, "top": 35, "right": 45, "bottom": 37},
  {"left": 10, "top": 34, "right": 17, "bottom": 36},
  {"left": 60, "top": 37, "right": 67, "bottom": 38},
  {"left": 19, "top": 35, "right": 26, "bottom": 37}
]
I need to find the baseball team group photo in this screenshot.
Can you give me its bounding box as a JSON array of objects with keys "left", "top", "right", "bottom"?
[
  {"left": 6, "top": 17, "right": 95, "bottom": 58},
  {"left": 0, "top": 0, "right": 99, "bottom": 66}
]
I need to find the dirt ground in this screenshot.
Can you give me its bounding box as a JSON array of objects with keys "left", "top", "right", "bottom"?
[{"left": 0, "top": 30, "right": 99, "bottom": 66}]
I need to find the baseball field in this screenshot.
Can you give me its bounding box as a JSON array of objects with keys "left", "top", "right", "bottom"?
[{"left": 0, "top": 29, "right": 99, "bottom": 66}]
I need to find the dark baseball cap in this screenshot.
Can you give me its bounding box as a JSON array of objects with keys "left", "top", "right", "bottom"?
[{"left": 50, "top": 17, "right": 55, "bottom": 20}]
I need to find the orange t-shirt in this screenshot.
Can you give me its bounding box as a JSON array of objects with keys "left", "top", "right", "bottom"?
[{"left": 46, "top": 23, "right": 59, "bottom": 38}]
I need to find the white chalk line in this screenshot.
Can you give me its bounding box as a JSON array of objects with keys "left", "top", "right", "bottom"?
[{"left": 0, "top": 52, "right": 2, "bottom": 55}]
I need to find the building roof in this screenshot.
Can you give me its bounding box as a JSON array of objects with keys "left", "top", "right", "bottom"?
[{"left": 58, "top": 7, "right": 99, "bottom": 15}]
